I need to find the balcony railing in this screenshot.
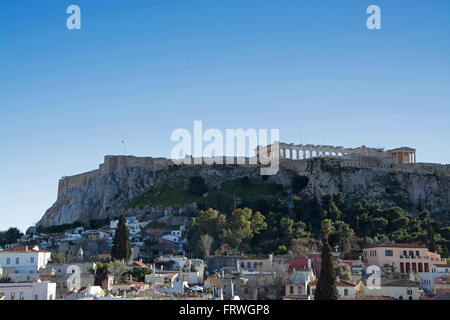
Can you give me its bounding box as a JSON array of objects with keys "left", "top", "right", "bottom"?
[{"left": 399, "top": 255, "right": 430, "bottom": 260}]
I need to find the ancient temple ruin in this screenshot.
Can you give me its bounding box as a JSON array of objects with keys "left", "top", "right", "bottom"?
[{"left": 256, "top": 142, "right": 416, "bottom": 164}]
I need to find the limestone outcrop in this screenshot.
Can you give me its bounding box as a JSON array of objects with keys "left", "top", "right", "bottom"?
[{"left": 37, "top": 158, "right": 450, "bottom": 228}]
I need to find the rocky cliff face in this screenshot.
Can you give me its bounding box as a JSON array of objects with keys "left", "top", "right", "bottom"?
[{"left": 37, "top": 160, "right": 450, "bottom": 227}]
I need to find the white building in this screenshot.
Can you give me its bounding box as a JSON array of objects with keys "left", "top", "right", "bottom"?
[
  {"left": 110, "top": 217, "right": 142, "bottom": 237},
  {"left": 359, "top": 279, "right": 421, "bottom": 300},
  {"left": 161, "top": 226, "right": 186, "bottom": 244},
  {"left": 308, "top": 279, "right": 358, "bottom": 300},
  {"left": 284, "top": 269, "right": 316, "bottom": 300},
  {"left": 0, "top": 246, "right": 51, "bottom": 275},
  {"left": 64, "top": 285, "right": 105, "bottom": 300},
  {"left": 0, "top": 281, "right": 56, "bottom": 300},
  {"left": 418, "top": 263, "right": 450, "bottom": 294}
]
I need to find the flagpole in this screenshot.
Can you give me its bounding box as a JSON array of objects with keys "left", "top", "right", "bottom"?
[{"left": 122, "top": 137, "right": 126, "bottom": 155}]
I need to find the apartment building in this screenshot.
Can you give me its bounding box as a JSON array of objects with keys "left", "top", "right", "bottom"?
[
  {"left": 0, "top": 245, "right": 51, "bottom": 275},
  {"left": 362, "top": 243, "right": 446, "bottom": 274},
  {"left": 0, "top": 281, "right": 56, "bottom": 300}
]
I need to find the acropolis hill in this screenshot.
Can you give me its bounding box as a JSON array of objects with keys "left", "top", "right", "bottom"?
[
  {"left": 39, "top": 142, "right": 450, "bottom": 228},
  {"left": 58, "top": 142, "right": 448, "bottom": 196}
]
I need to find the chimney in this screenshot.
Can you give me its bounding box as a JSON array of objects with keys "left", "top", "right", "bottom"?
[{"left": 307, "top": 258, "right": 312, "bottom": 270}]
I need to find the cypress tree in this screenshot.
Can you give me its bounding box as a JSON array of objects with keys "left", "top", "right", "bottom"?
[
  {"left": 111, "top": 214, "right": 131, "bottom": 261},
  {"left": 314, "top": 241, "right": 338, "bottom": 300},
  {"left": 427, "top": 221, "right": 436, "bottom": 253},
  {"left": 443, "top": 246, "right": 449, "bottom": 259}
]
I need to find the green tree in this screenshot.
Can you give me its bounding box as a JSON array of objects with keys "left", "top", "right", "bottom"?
[
  {"left": 335, "top": 263, "right": 352, "bottom": 281},
  {"left": 327, "top": 202, "right": 342, "bottom": 221},
  {"left": 332, "top": 220, "right": 356, "bottom": 259},
  {"left": 419, "top": 210, "right": 430, "bottom": 221},
  {"left": 205, "top": 191, "right": 233, "bottom": 214},
  {"left": 188, "top": 176, "right": 208, "bottom": 196},
  {"left": 321, "top": 219, "right": 335, "bottom": 240},
  {"left": 186, "top": 208, "right": 227, "bottom": 256},
  {"left": 111, "top": 214, "right": 131, "bottom": 261},
  {"left": 291, "top": 175, "right": 309, "bottom": 192},
  {"left": 333, "top": 192, "right": 345, "bottom": 211},
  {"left": 427, "top": 221, "right": 437, "bottom": 253},
  {"left": 0, "top": 227, "right": 23, "bottom": 245},
  {"left": 314, "top": 241, "right": 338, "bottom": 300},
  {"left": 443, "top": 245, "right": 449, "bottom": 259},
  {"left": 250, "top": 211, "right": 267, "bottom": 235},
  {"left": 277, "top": 245, "right": 287, "bottom": 254},
  {"left": 224, "top": 208, "right": 253, "bottom": 249}
]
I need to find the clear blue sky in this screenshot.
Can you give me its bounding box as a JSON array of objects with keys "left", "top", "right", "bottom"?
[{"left": 1, "top": 0, "right": 449, "bottom": 232}]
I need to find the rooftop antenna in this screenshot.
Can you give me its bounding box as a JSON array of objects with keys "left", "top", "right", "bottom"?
[{"left": 121, "top": 137, "right": 126, "bottom": 155}]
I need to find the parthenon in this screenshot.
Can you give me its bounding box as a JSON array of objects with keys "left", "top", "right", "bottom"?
[{"left": 256, "top": 142, "right": 416, "bottom": 164}]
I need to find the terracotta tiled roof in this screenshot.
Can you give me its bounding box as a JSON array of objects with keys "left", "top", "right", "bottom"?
[
  {"left": 431, "top": 292, "right": 450, "bottom": 300},
  {"left": 288, "top": 259, "right": 309, "bottom": 271},
  {"left": 363, "top": 242, "right": 426, "bottom": 249},
  {"left": 308, "top": 280, "right": 356, "bottom": 287},
  {"left": 237, "top": 255, "right": 271, "bottom": 261},
  {"left": 362, "top": 279, "right": 419, "bottom": 287},
  {"left": 0, "top": 246, "right": 49, "bottom": 254},
  {"left": 359, "top": 295, "right": 396, "bottom": 300},
  {"left": 336, "top": 280, "right": 357, "bottom": 287},
  {"left": 433, "top": 264, "right": 450, "bottom": 268},
  {"left": 130, "top": 261, "right": 149, "bottom": 268}
]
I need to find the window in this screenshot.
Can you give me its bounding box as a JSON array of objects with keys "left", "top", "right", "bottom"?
[
  {"left": 403, "top": 250, "right": 407, "bottom": 257},
  {"left": 290, "top": 286, "right": 294, "bottom": 294},
  {"left": 409, "top": 251, "right": 414, "bottom": 257},
  {"left": 6, "top": 257, "right": 10, "bottom": 265},
  {"left": 415, "top": 251, "right": 420, "bottom": 257},
  {"left": 385, "top": 250, "right": 393, "bottom": 257},
  {"left": 298, "top": 287, "right": 302, "bottom": 294},
  {"left": 15, "top": 257, "right": 19, "bottom": 264},
  {"left": 344, "top": 289, "right": 349, "bottom": 296},
  {"left": 11, "top": 292, "right": 15, "bottom": 300},
  {"left": 20, "top": 292, "right": 24, "bottom": 300},
  {"left": 407, "top": 289, "right": 413, "bottom": 295},
  {"left": 30, "top": 257, "right": 34, "bottom": 264}
]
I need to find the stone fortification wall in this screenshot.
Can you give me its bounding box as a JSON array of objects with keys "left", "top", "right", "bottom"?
[
  {"left": 58, "top": 169, "right": 100, "bottom": 197},
  {"left": 58, "top": 155, "right": 171, "bottom": 196},
  {"left": 57, "top": 155, "right": 450, "bottom": 197}
]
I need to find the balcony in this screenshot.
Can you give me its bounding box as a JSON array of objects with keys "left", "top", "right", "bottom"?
[{"left": 400, "top": 255, "right": 430, "bottom": 260}]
